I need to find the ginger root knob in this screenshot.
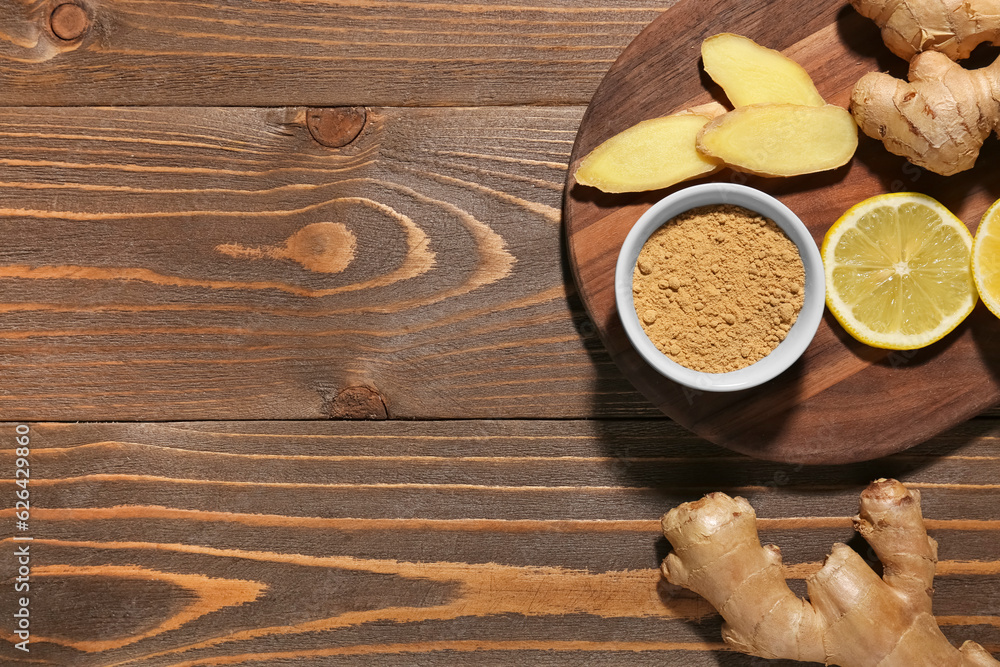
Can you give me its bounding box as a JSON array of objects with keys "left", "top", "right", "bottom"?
[{"left": 850, "top": 52, "right": 1000, "bottom": 176}]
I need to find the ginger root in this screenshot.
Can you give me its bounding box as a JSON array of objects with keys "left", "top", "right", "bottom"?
[
  {"left": 702, "top": 33, "right": 826, "bottom": 107},
  {"left": 661, "top": 479, "right": 999, "bottom": 666},
  {"left": 697, "top": 103, "right": 858, "bottom": 176},
  {"left": 850, "top": 52, "right": 1000, "bottom": 176},
  {"left": 850, "top": 0, "right": 1000, "bottom": 61}
]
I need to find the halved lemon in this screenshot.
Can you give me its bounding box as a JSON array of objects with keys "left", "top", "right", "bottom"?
[
  {"left": 973, "top": 198, "right": 1000, "bottom": 320},
  {"left": 822, "top": 192, "right": 976, "bottom": 350}
]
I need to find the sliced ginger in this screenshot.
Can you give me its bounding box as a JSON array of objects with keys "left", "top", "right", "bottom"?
[
  {"left": 573, "top": 34, "right": 855, "bottom": 193},
  {"left": 702, "top": 33, "right": 826, "bottom": 107},
  {"left": 661, "top": 479, "right": 1000, "bottom": 666},
  {"left": 698, "top": 103, "right": 858, "bottom": 176},
  {"left": 573, "top": 103, "right": 726, "bottom": 193}
]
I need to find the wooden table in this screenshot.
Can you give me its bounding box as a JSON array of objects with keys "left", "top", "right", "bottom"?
[{"left": 0, "top": 1, "right": 996, "bottom": 665}]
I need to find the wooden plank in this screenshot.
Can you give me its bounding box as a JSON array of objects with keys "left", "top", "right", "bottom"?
[
  {"left": 0, "top": 104, "right": 664, "bottom": 420},
  {"left": 0, "top": 0, "right": 672, "bottom": 107},
  {"left": 1, "top": 419, "right": 998, "bottom": 664}
]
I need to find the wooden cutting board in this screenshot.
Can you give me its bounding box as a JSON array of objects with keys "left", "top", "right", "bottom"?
[{"left": 564, "top": 0, "right": 1000, "bottom": 463}]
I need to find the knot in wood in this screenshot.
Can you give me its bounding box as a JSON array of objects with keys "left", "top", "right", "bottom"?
[
  {"left": 50, "top": 3, "right": 89, "bottom": 41},
  {"left": 307, "top": 107, "right": 367, "bottom": 148},
  {"left": 326, "top": 386, "right": 388, "bottom": 420}
]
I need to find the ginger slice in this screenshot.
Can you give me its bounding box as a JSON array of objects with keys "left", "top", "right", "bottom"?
[
  {"left": 573, "top": 34, "right": 841, "bottom": 193},
  {"left": 661, "top": 479, "right": 1000, "bottom": 667},
  {"left": 697, "top": 103, "right": 858, "bottom": 176},
  {"left": 702, "top": 33, "right": 826, "bottom": 107},
  {"left": 573, "top": 103, "right": 726, "bottom": 193}
]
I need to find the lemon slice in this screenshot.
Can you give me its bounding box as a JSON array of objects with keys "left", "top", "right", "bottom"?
[
  {"left": 973, "top": 197, "right": 1000, "bottom": 319},
  {"left": 822, "top": 192, "right": 976, "bottom": 350}
]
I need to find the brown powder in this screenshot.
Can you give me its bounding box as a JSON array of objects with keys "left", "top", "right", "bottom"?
[{"left": 632, "top": 204, "right": 805, "bottom": 373}]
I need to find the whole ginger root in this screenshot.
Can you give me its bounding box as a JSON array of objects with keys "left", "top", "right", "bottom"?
[
  {"left": 661, "top": 479, "right": 999, "bottom": 666},
  {"left": 850, "top": 52, "right": 1000, "bottom": 176},
  {"left": 851, "top": 0, "right": 1000, "bottom": 61},
  {"left": 849, "top": 0, "right": 1000, "bottom": 175}
]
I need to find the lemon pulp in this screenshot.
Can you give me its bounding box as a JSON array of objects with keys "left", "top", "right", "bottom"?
[
  {"left": 822, "top": 193, "right": 975, "bottom": 350},
  {"left": 973, "top": 198, "right": 1000, "bottom": 320}
]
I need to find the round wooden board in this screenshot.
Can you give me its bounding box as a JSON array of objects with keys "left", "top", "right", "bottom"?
[{"left": 564, "top": 0, "right": 1000, "bottom": 463}]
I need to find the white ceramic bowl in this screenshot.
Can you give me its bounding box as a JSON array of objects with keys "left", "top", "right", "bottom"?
[{"left": 615, "top": 182, "right": 825, "bottom": 392}]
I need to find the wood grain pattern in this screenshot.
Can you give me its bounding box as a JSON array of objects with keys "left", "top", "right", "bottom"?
[
  {"left": 564, "top": 0, "right": 1000, "bottom": 462},
  {"left": 0, "top": 0, "right": 673, "bottom": 107},
  {"left": 0, "top": 1, "right": 997, "bottom": 665},
  {"left": 1, "top": 420, "right": 998, "bottom": 665},
  {"left": 0, "top": 104, "right": 663, "bottom": 420}
]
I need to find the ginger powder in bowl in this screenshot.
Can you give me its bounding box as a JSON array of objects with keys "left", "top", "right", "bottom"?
[
  {"left": 633, "top": 204, "right": 804, "bottom": 373},
  {"left": 615, "top": 183, "right": 824, "bottom": 392}
]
